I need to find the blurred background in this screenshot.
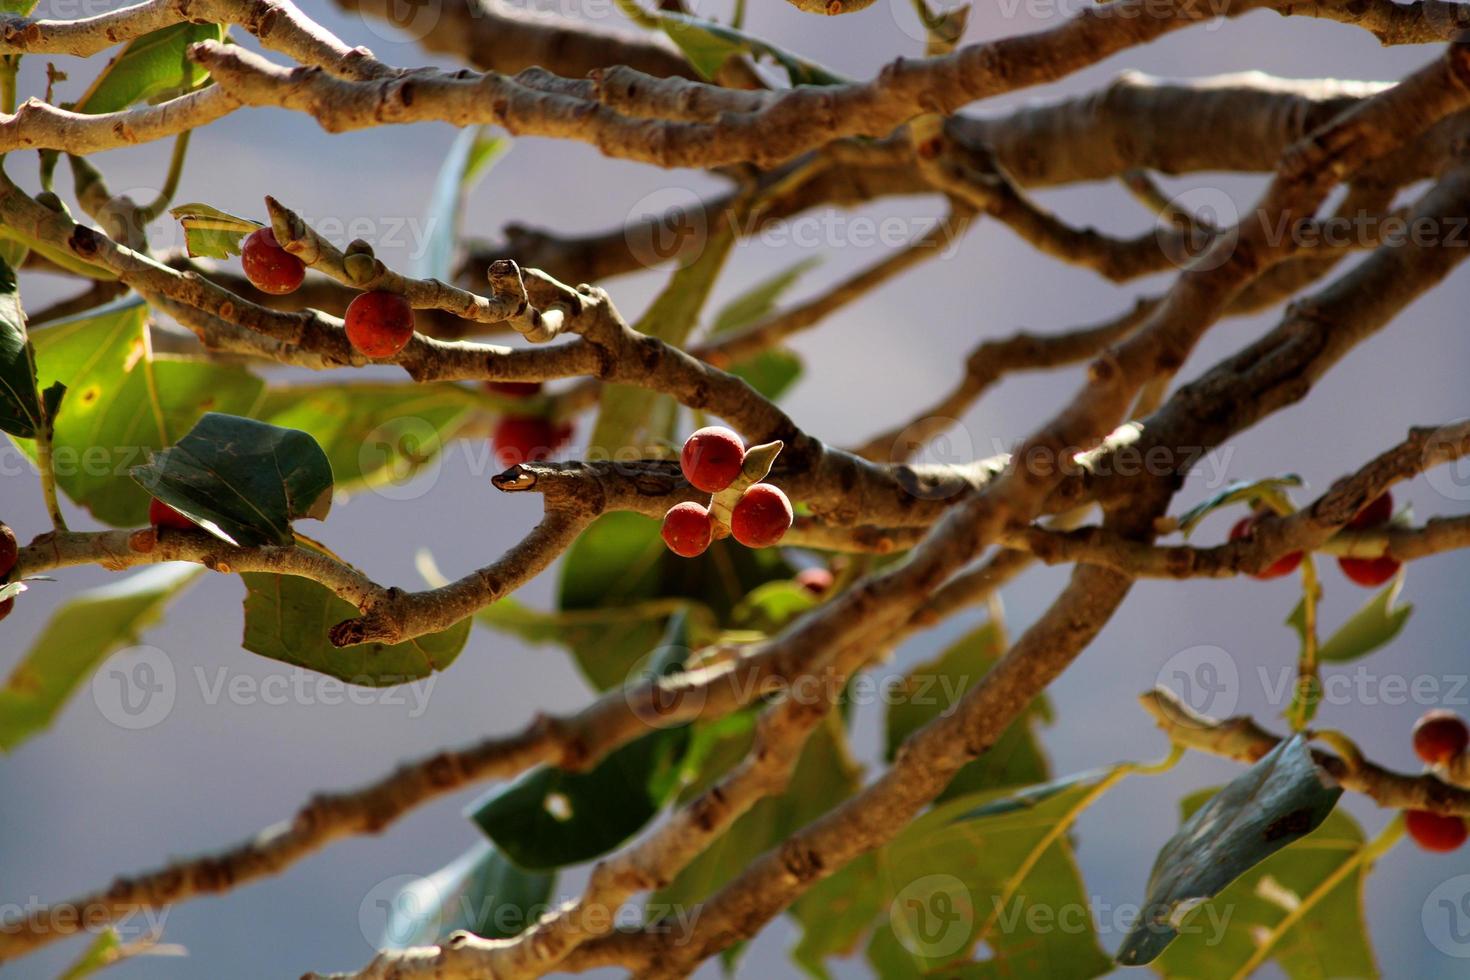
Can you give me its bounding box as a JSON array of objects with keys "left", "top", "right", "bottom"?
[{"left": 3, "top": 0, "right": 1470, "bottom": 977}]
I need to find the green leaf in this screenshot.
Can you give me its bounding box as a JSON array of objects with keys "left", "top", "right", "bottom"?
[
  {"left": 792, "top": 770, "right": 1115, "bottom": 979},
  {"left": 168, "top": 203, "right": 263, "bottom": 260},
  {"left": 0, "top": 224, "right": 116, "bottom": 280},
  {"left": 256, "top": 383, "right": 478, "bottom": 496},
  {"left": 556, "top": 512, "right": 792, "bottom": 689},
  {"left": 658, "top": 13, "right": 848, "bottom": 85},
  {"left": 729, "top": 580, "right": 817, "bottom": 633},
  {"left": 589, "top": 200, "right": 742, "bottom": 456},
  {"left": 416, "top": 128, "right": 507, "bottom": 281},
  {"left": 1155, "top": 792, "right": 1378, "bottom": 979},
  {"left": 74, "top": 23, "right": 225, "bottom": 115},
  {"left": 379, "top": 842, "right": 555, "bottom": 947},
  {"left": 469, "top": 616, "right": 696, "bottom": 869},
  {"left": 0, "top": 564, "right": 201, "bottom": 752},
  {"left": 657, "top": 712, "right": 861, "bottom": 914},
  {"left": 1288, "top": 575, "right": 1412, "bottom": 665},
  {"left": 1116, "top": 735, "right": 1343, "bottom": 965},
  {"left": 132, "top": 412, "right": 333, "bottom": 547},
  {"left": 58, "top": 928, "right": 123, "bottom": 980},
  {"left": 0, "top": 255, "right": 45, "bottom": 439},
  {"left": 885, "top": 622, "right": 1051, "bottom": 803},
  {"left": 0, "top": 236, "right": 29, "bottom": 271},
  {"left": 1176, "top": 474, "right": 1304, "bottom": 537},
  {"left": 17, "top": 298, "right": 264, "bottom": 525},
  {"left": 241, "top": 565, "right": 470, "bottom": 684},
  {"left": 710, "top": 257, "right": 821, "bottom": 334},
  {"left": 0, "top": 1, "right": 38, "bottom": 17}
]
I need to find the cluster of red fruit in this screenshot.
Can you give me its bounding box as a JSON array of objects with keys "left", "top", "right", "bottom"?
[
  {"left": 1404, "top": 709, "right": 1470, "bottom": 852},
  {"left": 1230, "top": 491, "right": 1401, "bottom": 586},
  {"left": 662, "top": 427, "right": 793, "bottom": 558},
  {"left": 241, "top": 228, "right": 415, "bottom": 359},
  {"left": 485, "top": 382, "right": 574, "bottom": 469},
  {"left": 0, "top": 524, "right": 16, "bottom": 623}
]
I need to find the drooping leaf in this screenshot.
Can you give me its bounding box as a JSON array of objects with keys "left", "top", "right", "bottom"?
[
  {"left": 1176, "top": 475, "right": 1305, "bottom": 537},
  {"left": 132, "top": 412, "right": 333, "bottom": 547},
  {"left": 1153, "top": 791, "right": 1378, "bottom": 979},
  {"left": 58, "top": 928, "right": 123, "bottom": 980},
  {"left": 710, "top": 256, "right": 822, "bottom": 334},
  {"left": 18, "top": 298, "right": 264, "bottom": 525},
  {"left": 791, "top": 770, "right": 1116, "bottom": 979},
  {"left": 0, "top": 255, "right": 45, "bottom": 439},
  {"left": 168, "top": 203, "right": 263, "bottom": 260},
  {"left": 416, "top": 128, "right": 507, "bottom": 281},
  {"left": 729, "top": 579, "right": 817, "bottom": 633},
  {"left": 0, "top": 564, "right": 202, "bottom": 752},
  {"left": 241, "top": 564, "right": 470, "bottom": 684},
  {"left": 379, "top": 842, "right": 555, "bottom": 948},
  {"left": 1287, "top": 575, "right": 1412, "bottom": 665},
  {"left": 468, "top": 616, "right": 696, "bottom": 869},
  {"left": 885, "top": 622, "right": 1051, "bottom": 802},
  {"left": 1116, "top": 735, "right": 1343, "bottom": 965},
  {"left": 658, "top": 13, "right": 848, "bottom": 85},
  {"left": 73, "top": 23, "right": 225, "bottom": 115},
  {"left": 255, "top": 383, "right": 478, "bottom": 496}
]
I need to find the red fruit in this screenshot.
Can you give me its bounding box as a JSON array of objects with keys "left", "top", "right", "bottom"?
[
  {"left": 149, "top": 498, "right": 195, "bottom": 531},
  {"left": 1337, "top": 490, "right": 1401, "bottom": 587},
  {"left": 492, "top": 416, "right": 558, "bottom": 469},
  {"left": 0, "top": 524, "right": 15, "bottom": 578},
  {"left": 1229, "top": 514, "right": 1302, "bottom": 580},
  {"left": 241, "top": 227, "right": 305, "bottom": 295},
  {"left": 731, "top": 483, "right": 793, "bottom": 549},
  {"left": 0, "top": 597, "right": 11, "bottom": 622},
  {"left": 486, "top": 381, "right": 542, "bottom": 398},
  {"left": 795, "top": 567, "right": 833, "bottom": 596},
  {"left": 681, "top": 426, "right": 746, "bottom": 493},
  {"left": 344, "top": 290, "right": 415, "bottom": 358},
  {"left": 662, "top": 502, "right": 714, "bottom": 558},
  {"left": 1406, "top": 809, "right": 1469, "bottom": 853},
  {"left": 1413, "top": 710, "right": 1470, "bottom": 767}
]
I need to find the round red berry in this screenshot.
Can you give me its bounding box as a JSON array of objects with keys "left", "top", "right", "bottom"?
[
  {"left": 241, "top": 227, "right": 305, "bottom": 295},
  {"left": 662, "top": 502, "right": 714, "bottom": 558},
  {"left": 1337, "top": 491, "right": 1400, "bottom": 587},
  {"left": 0, "top": 597, "right": 12, "bottom": 622},
  {"left": 1347, "top": 491, "right": 1394, "bottom": 530},
  {"left": 492, "top": 416, "right": 558, "bottom": 469},
  {"left": 1405, "top": 809, "right": 1468, "bottom": 853},
  {"left": 1229, "top": 514, "right": 1302, "bottom": 580},
  {"left": 344, "top": 290, "right": 415, "bottom": 358},
  {"left": 795, "top": 567, "right": 833, "bottom": 596},
  {"left": 149, "top": 498, "right": 195, "bottom": 531},
  {"left": 486, "top": 381, "right": 542, "bottom": 398},
  {"left": 0, "top": 524, "right": 16, "bottom": 578},
  {"left": 731, "top": 483, "right": 793, "bottom": 549},
  {"left": 681, "top": 426, "right": 746, "bottom": 493},
  {"left": 1413, "top": 710, "right": 1470, "bottom": 767}
]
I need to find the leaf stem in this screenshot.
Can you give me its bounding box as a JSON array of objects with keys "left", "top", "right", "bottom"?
[
  {"left": 33, "top": 422, "right": 67, "bottom": 532},
  {"left": 1287, "top": 556, "right": 1322, "bottom": 731},
  {"left": 138, "top": 130, "right": 192, "bottom": 224}
]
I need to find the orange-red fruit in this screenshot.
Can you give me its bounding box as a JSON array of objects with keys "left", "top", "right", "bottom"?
[
  {"left": 1338, "top": 491, "right": 1400, "bottom": 587},
  {"left": 681, "top": 426, "right": 746, "bottom": 493},
  {"left": 241, "top": 228, "right": 305, "bottom": 295},
  {"left": 1405, "top": 809, "right": 1469, "bottom": 853},
  {"left": 486, "top": 381, "right": 542, "bottom": 398},
  {"left": 1229, "top": 514, "right": 1302, "bottom": 580},
  {"left": 0, "top": 524, "right": 15, "bottom": 578},
  {"left": 149, "top": 498, "right": 195, "bottom": 531},
  {"left": 344, "top": 291, "right": 415, "bottom": 358},
  {"left": 0, "top": 597, "right": 11, "bottom": 622},
  {"left": 796, "top": 567, "right": 834, "bottom": 596},
  {"left": 731, "top": 483, "right": 793, "bottom": 549},
  {"left": 1413, "top": 710, "right": 1470, "bottom": 767},
  {"left": 662, "top": 502, "right": 714, "bottom": 558},
  {"left": 492, "top": 416, "right": 559, "bottom": 469}
]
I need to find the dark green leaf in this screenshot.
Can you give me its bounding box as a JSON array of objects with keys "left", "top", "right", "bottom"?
[
  {"left": 659, "top": 13, "right": 848, "bottom": 85},
  {"left": 20, "top": 299, "right": 264, "bottom": 525},
  {"left": 132, "top": 412, "right": 333, "bottom": 547},
  {"left": 885, "top": 622, "right": 1050, "bottom": 802},
  {"left": 74, "top": 23, "right": 225, "bottom": 115},
  {"left": 168, "top": 203, "right": 262, "bottom": 260},
  {"left": 241, "top": 565, "right": 470, "bottom": 684},
  {"left": 0, "top": 255, "right": 45, "bottom": 439},
  {"left": 1116, "top": 735, "right": 1342, "bottom": 965},
  {"left": 1154, "top": 792, "right": 1377, "bottom": 979},
  {"left": 1176, "top": 475, "right": 1304, "bottom": 537},
  {"left": 379, "top": 842, "right": 555, "bottom": 947},
  {"left": 0, "top": 564, "right": 201, "bottom": 752}
]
